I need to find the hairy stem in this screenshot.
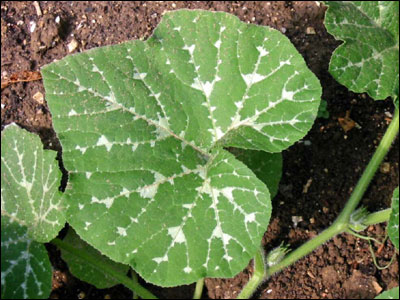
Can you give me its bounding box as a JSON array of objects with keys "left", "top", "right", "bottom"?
[
  {"left": 364, "top": 208, "right": 392, "bottom": 226},
  {"left": 237, "top": 248, "right": 266, "bottom": 299},
  {"left": 239, "top": 107, "right": 399, "bottom": 298},
  {"left": 51, "top": 238, "right": 157, "bottom": 299}
]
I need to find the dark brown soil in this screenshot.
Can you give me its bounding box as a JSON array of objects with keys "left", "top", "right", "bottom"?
[{"left": 1, "top": 1, "right": 398, "bottom": 299}]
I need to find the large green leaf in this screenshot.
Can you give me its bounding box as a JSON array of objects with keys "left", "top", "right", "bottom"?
[
  {"left": 42, "top": 10, "right": 321, "bottom": 286},
  {"left": 375, "top": 287, "right": 399, "bottom": 299},
  {"left": 1, "top": 216, "right": 52, "bottom": 299},
  {"left": 324, "top": 1, "right": 399, "bottom": 100},
  {"left": 1, "top": 124, "right": 64, "bottom": 242},
  {"left": 60, "top": 228, "right": 130, "bottom": 289},
  {"left": 388, "top": 186, "right": 399, "bottom": 250}
]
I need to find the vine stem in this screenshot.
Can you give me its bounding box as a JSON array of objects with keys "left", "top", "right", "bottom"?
[
  {"left": 238, "top": 107, "right": 399, "bottom": 298},
  {"left": 237, "top": 248, "right": 266, "bottom": 299},
  {"left": 193, "top": 278, "right": 205, "bottom": 299},
  {"left": 51, "top": 238, "right": 157, "bottom": 299},
  {"left": 364, "top": 208, "right": 392, "bottom": 226}
]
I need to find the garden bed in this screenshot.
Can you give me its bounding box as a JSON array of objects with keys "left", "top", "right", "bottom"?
[{"left": 1, "top": 1, "right": 398, "bottom": 299}]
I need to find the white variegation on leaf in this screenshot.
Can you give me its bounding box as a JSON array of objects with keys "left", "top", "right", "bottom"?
[
  {"left": 42, "top": 10, "right": 321, "bottom": 286},
  {"left": 1, "top": 124, "right": 64, "bottom": 243},
  {"left": 231, "top": 149, "right": 282, "bottom": 198},
  {"left": 1, "top": 216, "right": 52, "bottom": 299},
  {"left": 324, "top": 1, "right": 399, "bottom": 101},
  {"left": 388, "top": 187, "right": 399, "bottom": 250}
]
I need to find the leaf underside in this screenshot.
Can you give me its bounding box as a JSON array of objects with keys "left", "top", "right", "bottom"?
[
  {"left": 388, "top": 187, "right": 399, "bottom": 250},
  {"left": 324, "top": 1, "right": 399, "bottom": 101},
  {"left": 60, "top": 228, "right": 130, "bottom": 289},
  {"left": 42, "top": 10, "right": 321, "bottom": 286}
]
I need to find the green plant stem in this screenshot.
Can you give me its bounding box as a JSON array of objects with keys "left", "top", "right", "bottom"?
[
  {"left": 266, "top": 222, "right": 341, "bottom": 276},
  {"left": 336, "top": 108, "right": 399, "bottom": 224},
  {"left": 51, "top": 238, "right": 157, "bottom": 299},
  {"left": 364, "top": 208, "right": 392, "bottom": 226},
  {"left": 239, "top": 107, "right": 399, "bottom": 298},
  {"left": 237, "top": 248, "right": 266, "bottom": 299},
  {"left": 193, "top": 278, "right": 205, "bottom": 299}
]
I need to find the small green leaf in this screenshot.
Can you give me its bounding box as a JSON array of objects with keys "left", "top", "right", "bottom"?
[
  {"left": 388, "top": 187, "right": 399, "bottom": 250},
  {"left": 60, "top": 228, "right": 130, "bottom": 289},
  {"left": 324, "top": 1, "right": 399, "bottom": 101},
  {"left": 1, "top": 216, "right": 52, "bottom": 299},
  {"left": 1, "top": 124, "right": 64, "bottom": 242},
  {"left": 231, "top": 149, "right": 282, "bottom": 198},
  {"left": 375, "top": 286, "right": 399, "bottom": 299},
  {"left": 42, "top": 10, "right": 321, "bottom": 286}
]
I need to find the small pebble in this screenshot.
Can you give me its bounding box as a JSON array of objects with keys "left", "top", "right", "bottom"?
[
  {"left": 29, "top": 21, "right": 36, "bottom": 33},
  {"left": 67, "top": 38, "right": 79, "bottom": 52},
  {"left": 171, "top": 3, "right": 176, "bottom": 8},
  {"left": 380, "top": 162, "right": 390, "bottom": 174},
  {"left": 292, "top": 216, "right": 303, "bottom": 228},
  {"left": 384, "top": 111, "right": 393, "bottom": 118},
  {"left": 281, "top": 27, "right": 287, "bottom": 33},
  {"left": 306, "top": 26, "right": 316, "bottom": 34},
  {"left": 304, "top": 140, "right": 312, "bottom": 146},
  {"left": 33, "top": 1, "right": 42, "bottom": 16},
  {"left": 32, "top": 91, "right": 44, "bottom": 104}
]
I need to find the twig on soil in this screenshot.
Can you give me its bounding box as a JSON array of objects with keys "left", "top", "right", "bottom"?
[{"left": 1, "top": 70, "right": 42, "bottom": 89}]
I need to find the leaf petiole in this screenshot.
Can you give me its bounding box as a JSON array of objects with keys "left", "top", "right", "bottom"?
[{"left": 193, "top": 278, "right": 205, "bottom": 299}]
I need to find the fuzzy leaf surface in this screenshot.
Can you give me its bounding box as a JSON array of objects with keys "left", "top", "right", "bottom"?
[
  {"left": 1, "top": 216, "right": 52, "bottom": 299},
  {"left": 42, "top": 10, "right": 321, "bottom": 286},
  {"left": 388, "top": 186, "right": 399, "bottom": 250},
  {"left": 324, "top": 1, "right": 399, "bottom": 100},
  {"left": 1, "top": 124, "right": 64, "bottom": 242}
]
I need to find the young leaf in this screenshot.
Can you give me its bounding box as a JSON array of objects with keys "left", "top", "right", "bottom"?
[
  {"left": 1, "top": 124, "right": 64, "bottom": 243},
  {"left": 388, "top": 187, "right": 399, "bottom": 250},
  {"left": 42, "top": 10, "right": 321, "bottom": 286},
  {"left": 1, "top": 216, "right": 52, "bottom": 299},
  {"left": 324, "top": 1, "right": 399, "bottom": 101},
  {"left": 375, "top": 286, "right": 399, "bottom": 299},
  {"left": 231, "top": 149, "right": 282, "bottom": 198},
  {"left": 60, "top": 228, "right": 130, "bottom": 289}
]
